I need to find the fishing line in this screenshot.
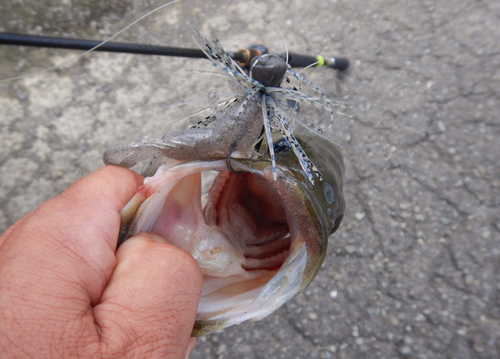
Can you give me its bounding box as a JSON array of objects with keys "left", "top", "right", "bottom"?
[
  {"left": 170, "top": 106, "right": 211, "bottom": 124},
  {"left": 239, "top": 0, "right": 289, "bottom": 64},
  {"left": 298, "top": 61, "right": 320, "bottom": 74},
  {"left": 0, "top": 0, "right": 182, "bottom": 83}
]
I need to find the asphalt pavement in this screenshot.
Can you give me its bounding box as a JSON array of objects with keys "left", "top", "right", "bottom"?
[{"left": 0, "top": 0, "right": 499, "bottom": 358}]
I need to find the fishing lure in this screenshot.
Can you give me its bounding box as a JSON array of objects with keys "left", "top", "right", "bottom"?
[{"left": 104, "top": 29, "right": 349, "bottom": 183}]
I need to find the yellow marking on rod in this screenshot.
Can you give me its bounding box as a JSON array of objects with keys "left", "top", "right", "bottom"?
[{"left": 316, "top": 55, "right": 325, "bottom": 67}]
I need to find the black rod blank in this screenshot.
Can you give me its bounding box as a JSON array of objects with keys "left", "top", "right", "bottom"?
[
  {"left": 0, "top": 32, "right": 349, "bottom": 71},
  {"left": 0, "top": 32, "right": 207, "bottom": 58}
]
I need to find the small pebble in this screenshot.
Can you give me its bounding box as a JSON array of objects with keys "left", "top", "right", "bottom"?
[
  {"left": 399, "top": 346, "right": 411, "bottom": 355},
  {"left": 437, "top": 121, "right": 446, "bottom": 132},
  {"left": 352, "top": 325, "right": 359, "bottom": 337},
  {"left": 217, "top": 344, "right": 227, "bottom": 354},
  {"left": 415, "top": 214, "right": 425, "bottom": 221},
  {"left": 399, "top": 202, "right": 411, "bottom": 209},
  {"left": 329, "top": 290, "right": 338, "bottom": 299},
  {"left": 345, "top": 245, "right": 356, "bottom": 254},
  {"left": 354, "top": 212, "right": 365, "bottom": 220},
  {"left": 404, "top": 336, "right": 413, "bottom": 345}
]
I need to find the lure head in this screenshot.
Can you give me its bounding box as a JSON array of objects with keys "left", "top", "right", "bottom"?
[{"left": 249, "top": 54, "right": 288, "bottom": 88}]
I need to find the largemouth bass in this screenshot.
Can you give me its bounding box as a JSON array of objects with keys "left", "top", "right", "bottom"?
[{"left": 115, "top": 133, "right": 345, "bottom": 335}]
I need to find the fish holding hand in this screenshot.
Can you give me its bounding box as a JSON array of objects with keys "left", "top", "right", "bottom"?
[{"left": 104, "top": 31, "right": 347, "bottom": 335}]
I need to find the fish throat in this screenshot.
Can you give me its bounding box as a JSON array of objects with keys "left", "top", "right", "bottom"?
[{"left": 203, "top": 171, "right": 291, "bottom": 272}]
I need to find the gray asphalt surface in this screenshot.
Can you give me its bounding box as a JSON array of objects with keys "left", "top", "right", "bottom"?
[{"left": 1, "top": 0, "right": 499, "bottom": 358}]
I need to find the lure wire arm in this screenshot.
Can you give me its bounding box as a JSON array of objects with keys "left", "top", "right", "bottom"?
[{"left": 0, "top": 32, "right": 349, "bottom": 71}]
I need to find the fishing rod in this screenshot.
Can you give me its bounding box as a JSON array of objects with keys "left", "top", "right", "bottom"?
[{"left": 0, "top": 32, "right": 350, "bottom": 71}]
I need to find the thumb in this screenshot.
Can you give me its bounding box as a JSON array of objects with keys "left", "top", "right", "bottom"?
[{"left": 93, "top": 232, "right": 203, "bottom": 358}]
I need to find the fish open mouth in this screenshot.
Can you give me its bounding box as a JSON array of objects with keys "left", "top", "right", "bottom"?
[{"left": 120, "top": 159, "right": 314, "bottom": 335}]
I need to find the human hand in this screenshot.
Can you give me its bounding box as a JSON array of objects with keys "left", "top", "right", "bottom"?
[{"left": 0, "top": 166, "right": 203, "bottom": 358}]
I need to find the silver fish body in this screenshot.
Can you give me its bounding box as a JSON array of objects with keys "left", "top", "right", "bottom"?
[{"left": 116, "top": 133, "right": 345, "bottom": 335}]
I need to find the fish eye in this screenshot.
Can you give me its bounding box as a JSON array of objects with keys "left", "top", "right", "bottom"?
[{"left": 323, "top": 182, "right": 335, "bottom": 205}]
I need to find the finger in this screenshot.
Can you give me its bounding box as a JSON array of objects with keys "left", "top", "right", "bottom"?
[
  {"left": 185, "top": 338, "right": 198, "bottom": 359},
  {"left": 0, "top": 212, "right": 32, "bottom": 248},
  {"left": 94, "top": 233, "right": 203, "bottom": 358},
  {"left": 0, "top": 166, "right": 143, "bottom": 306},
  {"left": 53, "top": 165, "right": 144, "bottom": 250}
]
